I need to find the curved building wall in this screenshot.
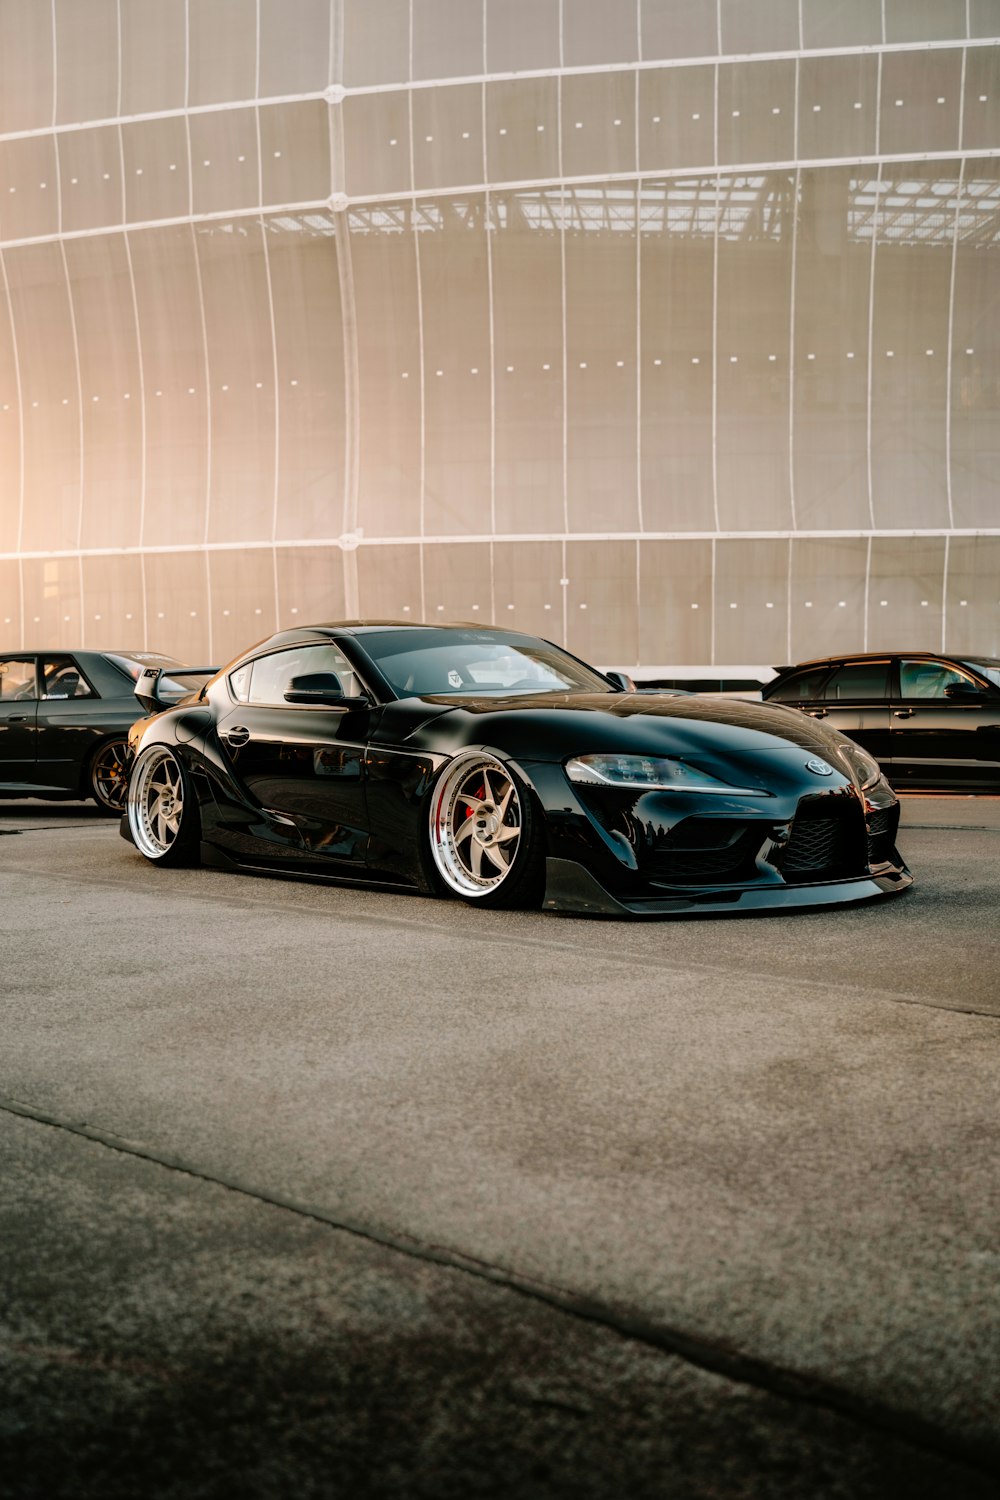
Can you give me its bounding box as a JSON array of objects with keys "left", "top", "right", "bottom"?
[{"left": 1, "top": 1, "right": 999, "bottom": 669}]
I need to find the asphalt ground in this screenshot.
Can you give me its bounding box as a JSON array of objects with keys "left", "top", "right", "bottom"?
[{"left": 1, "top": 796, "right": 998, "bottom": 1499}]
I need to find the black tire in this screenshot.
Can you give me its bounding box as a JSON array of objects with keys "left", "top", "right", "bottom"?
[
  {"left": 424, "top": 750, "right": 545, "bottom": 910},
  {"left": 126, "top": 744, "right": 202, "bottom": 868},
  {"left": 87, "top": 738, "right": 130, "bottom": 815}
]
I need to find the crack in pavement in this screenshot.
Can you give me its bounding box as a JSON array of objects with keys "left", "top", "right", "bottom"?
[{"left": 1, "top": 1090, "right": 997, "bottom": 1483}]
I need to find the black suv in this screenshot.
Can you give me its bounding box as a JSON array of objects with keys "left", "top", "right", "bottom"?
[{"left": 762, "top": 652, "right": 1000, "bottom": 791}]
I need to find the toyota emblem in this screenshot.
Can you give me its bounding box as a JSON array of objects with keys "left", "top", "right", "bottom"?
[{"left": 805, "top": 758, "right": 834, "bottom": 776}]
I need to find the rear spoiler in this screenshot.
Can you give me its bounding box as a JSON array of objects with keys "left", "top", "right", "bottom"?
[{"left": 134, "top": 665, "right": 218, "bottom": 715}]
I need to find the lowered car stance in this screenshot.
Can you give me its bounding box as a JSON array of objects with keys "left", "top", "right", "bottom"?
[
  {"left": 122, "top": 623, "right": 913, "bottom": 917},
  {"left": 0, "top": 649, "right": 212, "bottom": 813}
]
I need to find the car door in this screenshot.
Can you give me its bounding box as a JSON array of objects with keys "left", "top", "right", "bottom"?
[
  {"left": 890, "top": 658, "right": 1000, "bottom": 789},
  {"left": 810, "top": 660, "right": 893, "bottom": 765},
  {"left": 216, "top": 642, "right": 372, "bottom": 865},
  {"left": 34, "top": 655, "right": 104, "bottom": 792},
  {"left": 0, "top": 656, "right": 39, "bottom": 785}
]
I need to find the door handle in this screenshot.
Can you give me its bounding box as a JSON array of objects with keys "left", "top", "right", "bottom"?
[
  {"left": 893, "top": 709, "right": 914, "bottom": 719},
  {"left": 222, "top": 725, "right": 250, "bottom": 747},
  {"left": 805, "top": 708, "right": 828, "bottom": 718},
  {"left": 7, "top": 714, "right": 28, "bottom": 723}
]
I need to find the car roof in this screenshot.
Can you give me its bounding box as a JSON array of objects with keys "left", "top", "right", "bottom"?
[
  {"left": 777, "top": 651, "right": 998, "bottom": 670},
  {"left": 256, "top": 621, "right": 542, "bottom": 650}
]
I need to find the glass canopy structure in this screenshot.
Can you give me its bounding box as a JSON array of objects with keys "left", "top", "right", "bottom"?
[{"left": 1, "top": 0, "right": 998, "bottom": 670}]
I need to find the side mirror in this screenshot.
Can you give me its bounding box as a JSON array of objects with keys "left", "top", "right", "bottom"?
[
  {"left": 944, "top": 682, "right": 986, "bottom": 702},
  {"left": 606, "top": 670, "right": 636, "bottom": 693},
  {"left": 283, "top": 671, "right": 369, "bottom": 709}
]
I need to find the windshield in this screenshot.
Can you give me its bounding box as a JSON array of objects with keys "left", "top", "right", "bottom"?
[
  {"left": 964, "top": 659, "right": 1000, "bottom": 690},
  {"left": 361, "top": 629, "right": 614, "bottom": 698},
  {"left": 106, "top": 652, "right": 214, "bottom": 703}
]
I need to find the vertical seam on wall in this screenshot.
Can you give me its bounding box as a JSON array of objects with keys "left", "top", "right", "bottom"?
[
  {"left": 634, "top": 67, "right": 643, "bottom": 537},
  {"left": 865, "top": 52, "right": 882, "bottom": 532},
  {"left": 256, "top": 0, "right": 280, "bottom": 635},
  {"left": 941, "top": 532, "right": 950, "bottom": 652},
  {"left": 0, "top": 248, "right": 26, "bottom": 643},
  {"left": 558, "top": 2, "right": 569, "bottom": 554},
  {"left": 945, "top": 63, "right": 967, "bottom": 534},
  {"left": 123, "top": 227, "right": 149, "bottom": 647},
  {"left": 786, "top": 536, "right": 793, "bottom": 661},
  {"left": 710, "top": 535, "right": 717, "bottom": 665},
  {"left": 788, "top": 44, "right": 800, "bottom": 533},
  {"left": 482, "top": 3, "right": 496, "bottom": 624},
  {"left": 863, "top": 532, "right": 871, "bottom": 649},
  {"left": 409, "top": 7, "right": 425, "bottom": 622}
]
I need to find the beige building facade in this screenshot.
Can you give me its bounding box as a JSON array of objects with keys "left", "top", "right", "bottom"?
[{"left": 1, "top": 0, "right": 999, "bottom": 670}]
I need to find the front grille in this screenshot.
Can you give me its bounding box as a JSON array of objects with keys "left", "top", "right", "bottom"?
[
  {"left": 866, "top": 805, "right": 898, "bottom": 866},
  {"left": 778, "top": 801, "right": 867, "bottom": 883},
  {"left": 644, "top": 818, "right": 762, "bottom": 885}
]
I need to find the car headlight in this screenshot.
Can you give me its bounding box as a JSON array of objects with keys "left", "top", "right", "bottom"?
[
  {"left": 565, "top": 754, "right": 770, "bottom": 796},
  {"left": 840, "top": 742, "right": 883, "bottom": 791}
]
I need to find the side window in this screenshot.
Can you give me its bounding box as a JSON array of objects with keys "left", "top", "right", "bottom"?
[
  {"left": 0, "top": 658, "right": 37, "bottom": 701},
  {"left": 823, "top": 662, "right": 889, "bottom": 700},
  {"left": 768, "top": 666, "right": 831, "bottom": 702},
  {"left": 229, "top": 664, "right": 252, "bottom": 703},
  {"left": 898, "top": 660, "right": 972, "bottom": 700},
  {"left": 247, "top": 644, "right": 362, "bottom": 707},
  {"left": 40, "top": 657, "right": 95, "bottom": 699}
]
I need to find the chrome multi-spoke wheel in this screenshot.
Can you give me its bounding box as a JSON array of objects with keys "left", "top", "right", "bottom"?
[
  {"left": 127, "top": 745, "right": 199, "bottom": 865},
  {"left": 89, "top": 739, "right": 129, "bottom": 814},
  {"left": 428, "top": 751, "right": 542, "bottom": 906}
]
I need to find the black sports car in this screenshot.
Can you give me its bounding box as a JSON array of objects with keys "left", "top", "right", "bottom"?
[
  {"left": 762, "top": 651, "right": 1000, "bottom": 791},
  {"left": 0, "top": 649, "right": 212, "bottom": 813},
  {"left": 121, "top": 622, "right": 912, "bottom": 916}
]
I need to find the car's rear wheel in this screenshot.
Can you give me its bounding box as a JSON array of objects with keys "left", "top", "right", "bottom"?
[
  {"left": 127, "top": 745, "right": 201, "bottom": 867},
  {"left": 426, "top": 750, "right": 544, "bottom": 909},
  {"left": 88, "top": 738, "right": 130, "bottom": 815}
]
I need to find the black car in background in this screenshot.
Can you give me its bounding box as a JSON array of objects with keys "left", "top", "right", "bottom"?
[
  {"left": 0, "top": 651, "right": 212, "bottom": 813},
  {"left": 122, "top": 622, "right": 911, "bottom": 916},
  {"left": 762, "top": 652, "right": 1000, "bottom": 791}
]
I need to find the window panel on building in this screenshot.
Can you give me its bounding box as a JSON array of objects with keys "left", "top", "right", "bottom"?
[
  {"left": 789, "top": 538, "right": 868, "bottom": 659},
  {"left": 561, "top": 72, "right": 637, "bottom": 181},
  {"left": 342, "top": 0, "right": 410, "bottom": 89},
  {"left": 270, "top": 216, "right": 345, "bottom": 543},
  {"left": 639, "top": 179, "right": 715, "bottom": 532},
  {"left": 198, "top": 220, "right": 276, "bottom": 544},
  {"left": 188, "top": 0, "right": 257, "bottom": 107},
  {"left": 885, "top": 0, "right": 967, "bottom": 44},
  {"left": 638, "top": 540, "right": 713, "bottom": 665},
  {"left": 792, "top": 170, "right": 871, "bottom": 531},
  {"left": 357, "top": 543, "right": 422, "bottom": 618},
  {"left": 412, "top": 84, "right": 484, "bottom": 195},
  {"left": 144, "top": 551, "right": 211, "bottom": 661},
  {"left": 420, "top": 199, "right": 491, "bottom": 537},
  {"left": 54, "top": 0, "right": 118, "bottom": 125},
  {"left": 207, "top": 545, "right": 276, "bottom": 664},
  {"left": 962, "top": 47, "right": 1000, "bottom": 152},
  {"left": 565, "top": 539, "right": 638, "bottom": 665},
  {"left": 66, "top": 236, "right": 142, "bottom": 551},
  {"left": 58, "top": 128, "right": 123, "bottom": 235},
  {"left": 21, "top": 557, "right": 82, "bottom": 647},
  {"left": 0, "top": 135, "right": 60, "bottom": 242},
  {"left": 640, "top": 0, "right": 718, "bottom": 62},
  {"left": 275, "top": 545, "right": 347, "bottom": 633},
  {"left": 867, "top": 537, "right": 946, "bottom": 650},
  {"left": 565, "top": 186, "right": 639, "bottom": 534},
  {"left": 0, "top": 1, "right": 53, "bottom": 133},
  {"left": 422, "top": 543, "right": 493, "bottom": 623},
  {"left": 259, "top": 0, "right": 331, "bottom": 96},
  {"left": 486, "top": 78, "right": 559, "bottom": 186},
  {"left": 716, "top": 173, "right": 794, "bottom": 531},
  {"left": 714, "top": 540, "right": 789, "bottom": 662},
  {"left": 950, "top": 159, "right": 1000, "bottom": 528},
  {"left": 797, "top": 53, "right": 878, "bottom": 161},
  {"left": 343, "top": 91, "right": 412, "bottom": 200},
  {"left": 717, "top": 61, "right": 796, "bottom": 169},
  {"left": 638, "top": 67, "right": 715, "bottom": 175},
  {"left": 5, "top": 244, "right": 80, "bottom": 553},
  {"left": 870, "top": 167, "right": 953, "bottom": 529},
  {"left": 413, "top": 0, "right": 483, "bottom": 81},
  {"left": 879, "top": 51, "right": 963, "bottom": 157},
  {"left": 123, "top": 117, "right": 191, "bottom": 225},
  {"left": 189, "top": 108, "right": 261, "bottom": 215},
  {"left": 493, "top": 539, "right": 563, "bottom": 638},
  {"left": 129, "top": 226, "right": 209, "bottom": 547},
  {"left": 486, "top": 0, "right": 560, "bottom": 74},
  {"left": 799, "top": 0, "right": 881, "bottom": 49},
  {"left": 260, "top": 101, "right": 332, "bottom": 204},
  {"left": 719, "top": 0, "right": 800, "bottom": 55},
  {"left": 80, "top": 553, "right": 144, "bottom": 648},
  {"left": 121, "top": 0, "right": 186, "bottom": 114},
  {"left": 945, "top": 537, "right": 1000, "bottom": 656},
  {"left": 352, "top": 208, "right": 421, "bottom": 539},
  {"left": 491, "top": 189, "right": 564, "bottom": 536},
  {"left": 563, "top": 0, "right": 639, "bottom": 68}
]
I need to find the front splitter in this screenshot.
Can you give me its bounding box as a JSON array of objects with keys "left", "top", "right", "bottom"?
[{"left": 542, "top": 856, "right": 913, "bottom": 918}]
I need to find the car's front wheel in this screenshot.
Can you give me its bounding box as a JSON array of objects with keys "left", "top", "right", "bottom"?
[
  {"left": 426, "top": 750, "right": 545, "bottom": 909},
  {"left": 127, "top": 745, "right": 201, "bottom": 867},
  {"left": 88, "top": 738, "right": 130, "bottom": 815}
]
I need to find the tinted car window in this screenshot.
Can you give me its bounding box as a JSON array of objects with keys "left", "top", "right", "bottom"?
[
  {"left": 766, "top": 666, "right": 831, "bottom": 702},
  {"left": 362, "top": 629, "right": 613, "bottom": 697},
  {"left": 40, "top": 657, "right": 95, "bottom": 699},
  {"left": 248, "top": 644, "right": 362, "bottom": 706},
  {"left": 823, "top": 662, "right": 890, "bottom": 700},
  {"left": 898, "top": 660, "right": 975, "bottom": 699},
  {"left": 0, "top": 658, "right": 37, "bottom": 700}
]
